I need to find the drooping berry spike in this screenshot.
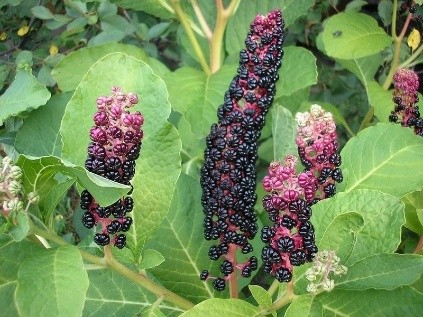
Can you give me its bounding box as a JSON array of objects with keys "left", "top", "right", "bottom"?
[
  {"left": 389, "top": 68, "right": 423, "bottom": 136},
  {"left": 295, "top": 105, "right": 343, "bottom": 202},
  {"left": 81, "top": 86, "right": 144, "bottom": 248},
  {"left": 261, "top": 155, "right": 318, "bottom": 282},
  {"left": 200, "top": 10, "right": 285, "bottom": 291}
]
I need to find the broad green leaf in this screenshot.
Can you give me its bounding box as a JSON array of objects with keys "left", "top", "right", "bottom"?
[
  {"left": 51, "top": 43, "right": 148, "bottom": 91},
  {"left": 336, "top": 254, "right": 423, "bottom": 290},
  {"left": 146, "top": 174, "right": 222, "bottom": 303},
  {"left": 345, "top": 0, "right": 367, "bottom": 11},
  {"left": 286, "top": 287, "right": 423, "bottom": 317},
  {"left": 249, "top": 285, "right": 273, "bottom": 313},
  {"left": 0, "top": 238, "right": 44, "bottom": 284},
  {"left": 15, "top": 246, "right": 89, "bottom": 317},
  {"left": 276, "top": 87, "right": 310, "bottom": 114},
  {"left": 164, "top": 65, "right": 236, "bottom": 139},
  {"left": 337, "top": 54, "right": 382, "bottom": 88},
  {"left": 8, "top": 212, "right": 29, "bottom": 242},
  {"left": 0, "top": 71, "right": 50, "bottom": 125},
  {"left": 339, "top": 123, "right": 423, "bottom": 196},
  {"left": 313, "top": 190, "right": 404, "bottom": 265},
  {"left": 180, "top": 298, "right": 260, "bottom": 317},
  {"left": 40, "top": 177, "right": 75, "bottom": 222},
  {"left": 403, "top": 189, "right": 423, "bottom": 234},
  {"left": 110, "top": 0, "right": 174, "bottom": 19},
  {"left": 139, "top": 249, "right": 165, "bottom": 270},
  {"left": 271, "top": 105, "right": 297, "bottom": 161},
  {"left": 60, "top": 53, "right": 181, "bottom": 257},
  {"left": 367, "top": 81, "right": 393, "bottom": 123},
  {"left": 0, "top": 282, "right": 19, "bottom": 316},
  {"left": 277, "top": 46, "right": 317, "bottom": 97},
  {"left": 17, "top": 155, "right": 129, "bottom": 207},
  {"left": 322, "top": 12, "right": 391, "bottom": 59},
  {"left": 30, "top": 5, "right": 54, "bottom": 19},
  {"left": 83, "top": 269, "right": 182, "bottom": 317},
  {"left": 378, "top": 0, "right": 393, "bottom": 27},
  {"left": 225, "top": 0, "right": 314, "bottom": 55},
  {"left": 15, "top": 92, "right": 71, "bottom": 156},
  {"left": 318, "top": 212, "right": 364, "bottom": 261}
]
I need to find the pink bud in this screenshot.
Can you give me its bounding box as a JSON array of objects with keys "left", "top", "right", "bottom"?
[
  {"left": 89, "top": 127, "right": 107, "bottom": 144},
  {"left": 284, "top": 190, "right": 298, "bottom": 201},
  {"left": 93, "top": 112, "right": 108, "bottom": 126}
]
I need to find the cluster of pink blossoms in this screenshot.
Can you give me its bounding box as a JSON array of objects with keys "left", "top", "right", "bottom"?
[
  {"left": 261, "top": 104, "right": 343, "bottom": 282},
  {"left": 389, "top": 68, "right": 423, "bottom": 136}
]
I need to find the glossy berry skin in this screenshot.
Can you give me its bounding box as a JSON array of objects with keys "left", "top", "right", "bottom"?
[
  {"left": 200, "top": 10, "right": 285, "bottom": 290},
  {"left": 81, "top": 87, "right": 143, "bottom": 248},
  {"left": 390, "top": 69, "right": 423, "bottom": 137}
]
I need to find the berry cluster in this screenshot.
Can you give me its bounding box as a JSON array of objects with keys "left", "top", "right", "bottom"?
[
  {"left": 1, "top": 156, "right": 24, "bottom": 218},
  {"left": 200, "top": 10, "right": 285, "bottom": 291},
  {"left": 261, "top": 155, "right": 318, "bottom": 282},
  {"left": 389, "top": 68, "right": 423, "bottom": 136},
  {"left": 81, "top": 87, "right": 144, "bottom": 249},
  {"left": 305, "top": 250, "right": 347, "bottom": 294},
  {"left": 398, "top": 1, "right": 418, "bottom": 15},
  {"left": 295, "top": 105, "right": 342, "bottom": 202}
]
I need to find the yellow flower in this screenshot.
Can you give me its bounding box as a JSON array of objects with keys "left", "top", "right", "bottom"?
[
  {"left": 17, "top": 25, "right": 29, "bottom": 37},
  {"left": 408, "top": 28, "right": 421, "bottom": 52},
  {"left": 49, "top": 44, "right": 59, "bottom": 56},
  {"left": 0, "top": 31, "right": 7, "bottom": 41}
]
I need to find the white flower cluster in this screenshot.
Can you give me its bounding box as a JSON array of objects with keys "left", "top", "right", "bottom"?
[
  {"left": 305, "top": 250, "right": 347, "bottom": 293},
  {"left": 1, "top": 156, "right": 38, "bottom": 219}
]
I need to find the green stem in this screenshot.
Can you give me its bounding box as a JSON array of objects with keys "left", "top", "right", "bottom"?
[
  {"left": 383, "top": 11, "right": 413, "bottom": 90},
  {"left": 171, "top": 0, "right": 211, "bottom": 75},
  {"left": 358, "top": 106, "right": 374, "bottom": 132},
  {"left": 269, "top": 281, "right": 297, "bottom": 312},
  {"left": 400, "top": 42, "right": 423, "bottom": 68},
  {"left": 267, "top": 280, "right": 280, "bottom": 297},
  {"left": 191, "top": 0, "right": 212, "bottom": 40},
  {"left": 29, "top": 222, "right": 195, "bottom": 311},
  {"left": 210, "top": 0, "right": 240, "bottom": 73}
]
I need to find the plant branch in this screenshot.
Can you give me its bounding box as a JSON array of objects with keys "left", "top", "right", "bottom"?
[
  {"left": 191, "top": 0, "right": 212, "bottom": 40},
  {"left": 267, "top": 280, "right": 280, "bottom": 297},
  {"left": 400, "top": 41, "right": 423, "bottom": 68},
  {"left": 171, "top": 0, "right": 211, "bottom": 75},
  {"left": 209, "top": 0, "right": 240, "bottom": 73},
  {"left": 29, "top": 222, "right": 195, "bottom": 311},
  {"left": 270, "top": 280, "right": 297, "bottom": 312}
]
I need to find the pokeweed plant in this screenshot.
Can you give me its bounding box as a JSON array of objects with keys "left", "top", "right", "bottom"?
[{"left": 0, "top": 1, "right": 423, "bottom": 316}]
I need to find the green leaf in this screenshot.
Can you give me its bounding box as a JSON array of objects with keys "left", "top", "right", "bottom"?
[
  {"left": 146, "top": 174, "right": 222, "bottom": 303},
  {"left": 60, "top": 53, "right": 181, "bottom": 257},
  {"left": 403, "top": 189, "right": 423, "bottom": 234},
  {"left": 336, "top": 254, "right": 423, "bottom": 290},
  {"left": 15, "top": 92, "right": 71, "bottom": 157},
  {"left": 0, "top": 71, "right": 51, "bottom": 125},
  {"left": 345, "top": 0, "right": 367, "bottom": 11},
  {"left": 322, "top": 12, "right": 391, "bottom": 59},
  {"left": 30, "top": 5, "right": 54, "bottom": 19},
  {"left": 83, "top": 269, "right": 181, "bottom": 317},
  {"left": 139, "top": 249, "right": 165, "bottom": 270},
  {"left": 271, "top": 105, "right": 297, "bottom": 160},
  {"left": 249, "top": 285, "right": 273, "bottom": 314},
  {"left": 0, "top": 282, "right": 19, "bottom": 316},
  {"left": 225, "top": 0, "right": 314, "bottom": 55},
  {"left": 277, "top": 46, "right": 317, "bottom": 97},
  {"left": 15, "top": 246, "right": 89, "bottom": 317},
  {"left": 51, "top": 43, "right": 148, "bottom": 91},
  {"left": 313, "top": 190, "right": 404, "bottom": 265},
  {"left": 110, "top": 0, "right": 174, "bottom": 19},
  {"left": 337, "top": 54, "right": 382, "bottom": 87},
  {"left": 40, "top": 178, "right": 75, "bottom": 222},
  {"left": 286, "top": 287, "right": 423, "bottom": 316},
  {"left": 339, "top": 123, "right": 423, "bottom": 196},
  {"left": 164, "top": 65, "right": 236, "bottom": 139},
  {"left": 367, "top": 81, "right": 393, "bottom": 123},
  {"left": 180, "top": 298, "right": 259, "bottom": 317},
  {"left": 378, "top": 0, "right": 394, "bottom": 27},
  {"left": 8, "top": 212, "right": 29, "bottom": 242},
  {"left": 17, "top": 155, "right": 129, "bottom": 207}
]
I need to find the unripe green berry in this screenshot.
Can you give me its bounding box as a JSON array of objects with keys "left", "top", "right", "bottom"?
[
  {"left": 10, "top": 166, "right": 22, "bottom": 179},
  {"left": 27, "top": 191, "right": 40, "bottom": 204},
  {"left": 8, "top": 180, "right": 22, "bottom": 195},
  {"left": 322, "top": 279, "right": 335, "bottom": 292},
  {"left": 306, "top": 282, "right": 318, "bottom": 293}
]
